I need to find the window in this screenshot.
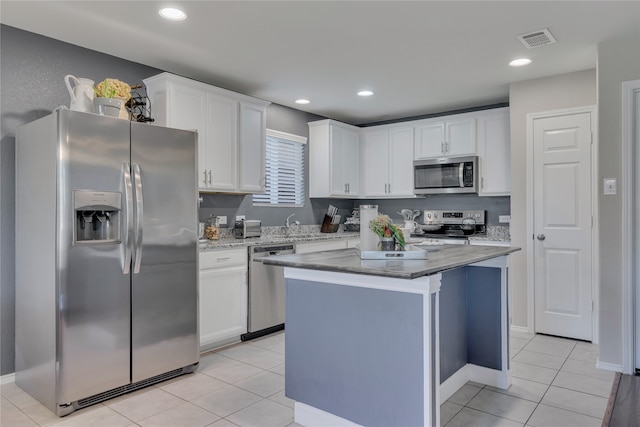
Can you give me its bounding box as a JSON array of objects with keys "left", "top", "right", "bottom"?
[{"left": 252, "top": 129, "right": 306, "bottom": 207}]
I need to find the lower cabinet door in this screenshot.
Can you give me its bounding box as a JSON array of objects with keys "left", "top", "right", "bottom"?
[{"left": 199, "top": 264, "right": 247, "bottom": 350}]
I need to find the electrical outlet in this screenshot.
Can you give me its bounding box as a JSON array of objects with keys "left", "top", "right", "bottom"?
[
  {"left": 499, "top": 215, "right": 511, "bottom": 224},
  {"left": 603, "top": 178, "right": 617, "bottom": 195},
  {"left": 216, "top": 215, "right": 227, "bottom": 225},
  {"left": 235, "top": 215, "right": 245, "bottom": 221}
]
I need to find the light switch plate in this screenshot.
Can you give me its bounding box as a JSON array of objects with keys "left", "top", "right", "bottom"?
[
  {"left": 604, "top": 178, "right": 617, "bottom": 195},
  {"left": 216, "top": 215, "right": 227, "bottom": 225},
  {"left": 498, "top": 215, "right": 511, "bottom": 224}
]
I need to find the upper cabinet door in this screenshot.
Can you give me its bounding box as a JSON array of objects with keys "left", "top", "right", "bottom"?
[
  {"left": 446, "top": 119, "right": 476, "bottom": 156},
  {"left": 362, "top": 129, "right": 390, "bottom": 197},
  {"left": 342, "top": 127, "right": 360, "bottom": 196},
  {"left": 414, "top": 117, "right": 476, "bottom": 159},
  {"left": 238, "top": 102, "right": 267, "bottom": 193},
  {"left": 387, "top": 126, "right": 415, "bottom": 197},
  {"left": 330, "top": 125, "right": 348, "bottom": 196},
  {"left": 206, "top": 93, "right": 238, "bottom": 191},
  {"left": 477, "top": 108, "right": 510, "bottom": 196},
  {"left": 414, "top": 122, "right": 446, "bottom": 158}
]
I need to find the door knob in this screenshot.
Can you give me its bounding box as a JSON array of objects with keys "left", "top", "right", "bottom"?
[{"left": 536, "top": 234, "right": 546, "bottom": 241}]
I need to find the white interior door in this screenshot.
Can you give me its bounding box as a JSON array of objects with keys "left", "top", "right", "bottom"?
[
  {"left": 633, "top": 89, "right": 640, "bottom": 371},
  {"left": 533, "top": 111, "right": 593, "bottom": 341}
]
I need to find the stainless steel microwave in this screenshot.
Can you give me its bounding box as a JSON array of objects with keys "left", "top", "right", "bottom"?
[{"left": 413, "top": 155, "right": 478, "bottom": 195}]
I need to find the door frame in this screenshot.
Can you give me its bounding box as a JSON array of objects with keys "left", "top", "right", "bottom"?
[
  {"left": 525, "top": 105, "right": 599, "bottom": 343},
  {"left": 622, "top": 80, "right": 640, "bottom": 374}
]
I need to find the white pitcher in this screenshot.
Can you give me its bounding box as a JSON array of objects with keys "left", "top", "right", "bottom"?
[{"left": 65, "top": 75, "right": 95, "bottom": 113}]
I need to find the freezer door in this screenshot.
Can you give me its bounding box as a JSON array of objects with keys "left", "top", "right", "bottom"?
[
  {"left": 57, "top": 111, "right": 131, "bottom": 403},
  {"left": 130, "top": 122, "right": 199, "bottom": 381}
]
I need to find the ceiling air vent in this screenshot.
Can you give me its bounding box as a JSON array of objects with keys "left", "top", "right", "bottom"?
[{"left": 518, "top": 28, "right": 557, "bottom": 49}]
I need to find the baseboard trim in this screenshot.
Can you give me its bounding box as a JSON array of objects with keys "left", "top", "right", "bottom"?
[
  {"left": 510, "top": 325, "right": 532, "bottom": 335},
  {"left": 440, "top": 364, "right": 510, "bottom": 402},
  {"left": 597, "top": 360, "right": 623, "bottom": 373},
  {"left": 1, "top": 373, "right": 16, "bottom": 385}
]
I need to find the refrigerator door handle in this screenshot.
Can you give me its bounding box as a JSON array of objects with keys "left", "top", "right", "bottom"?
[
  {"left": 133, "top": 163, "right": 144, "bottom": 274},
  {"left": 122, "top": 163, "right": 134, "bottom": 274}
]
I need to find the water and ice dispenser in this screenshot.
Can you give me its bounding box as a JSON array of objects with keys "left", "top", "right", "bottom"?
[{"left": 74, "top": 190, "right": 121, "bottom": 243}]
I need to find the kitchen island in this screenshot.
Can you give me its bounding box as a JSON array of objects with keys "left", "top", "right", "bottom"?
[{"left": 262, "top": 244, "right": 519, "bottom": 427}]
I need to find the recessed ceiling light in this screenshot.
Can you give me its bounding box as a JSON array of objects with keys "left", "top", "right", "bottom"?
[
  {"left": 357, "top": 90, "right": 374, "bottom": 97},
  {"left": 509, "top": 58, "right": 532, "bottom": 67},
  {"left": 295, "top": 99, "right": 310, "bottom": 105},
  {"left": 159, "top": 7, "right": 187, "bottom": 21}
]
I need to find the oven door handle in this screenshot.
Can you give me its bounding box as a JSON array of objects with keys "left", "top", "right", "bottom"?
[{"left": 459, "top": 163, "right": 464, "bottom": 187}]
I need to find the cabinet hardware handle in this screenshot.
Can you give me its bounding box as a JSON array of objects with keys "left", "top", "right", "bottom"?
[
  {"left": 208, "top": 170, "right": 212, "bottom": 184},
  {"left": 441, "top": 142, "right": 445, "bottom": 154},
  {"left": 387, "top": 183, "right": 391, "bottom": 194},
  {"left": 203, "top": 170, "right": 208, "bottom": 185},
  {"left": 217, "top": 257, "right": 231, "bottom": 261},
  {"left": 536, "top": 234, "right": 546, "bottom": 241}
]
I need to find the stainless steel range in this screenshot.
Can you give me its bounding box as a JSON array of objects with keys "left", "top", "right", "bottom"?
[{"left": 412, "top": 210, "right": 486, "bottom": 244}]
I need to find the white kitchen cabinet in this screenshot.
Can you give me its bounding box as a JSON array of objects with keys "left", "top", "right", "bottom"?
[
  {"left": 296, "top": 240, "right": 347, "bottom": 254},
  {"left": 199, "top": 248, "right": 248, "bottom": 351},
  {"left": 206, "top": 92, "right": 238, "bottom": 191},
  {"left": 143, "top": 73, "right": 269, "bottom": 193},
  {"left": 476, "top": 108, "right": 511, "bottom": 196},
  {"left": 309, "top": 120, "right": 360, "bottom": 198},
  {"left": 239, "top": 101, "right": 267, "bottom": 193},
  {"left": 361, "top": 126, "right": 415, "bottom": 198},
  {"left": 414, "top": 116, "right": 476, "bottom": 159}
]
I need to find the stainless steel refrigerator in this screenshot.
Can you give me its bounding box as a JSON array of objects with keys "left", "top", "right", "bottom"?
[{"left": 15, "top": 110, "right": 199, "bottom": 416}]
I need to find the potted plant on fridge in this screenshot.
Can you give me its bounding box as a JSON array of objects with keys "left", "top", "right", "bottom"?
[{"left": 93, "top": 78, "right": 131, "bottom": 119}]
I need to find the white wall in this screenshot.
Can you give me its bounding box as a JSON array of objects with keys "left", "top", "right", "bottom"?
[
  {"left": 508, "top": 69, "right": 597, "bottom": 328},
  {"left": 597, "top": 33, "right": 640, "bottom": 367}
]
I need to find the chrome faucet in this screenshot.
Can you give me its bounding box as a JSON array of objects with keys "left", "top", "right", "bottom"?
[{"left": 285, "top": 213, "right": 300, "bottom": 236}]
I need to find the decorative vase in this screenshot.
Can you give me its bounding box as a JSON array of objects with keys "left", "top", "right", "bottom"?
[
  {"left": 93, "top": 97, "right": 122, "bottom": 117},
  {"left": 379, "top": 236, "right": 396, "bottom": 252}
]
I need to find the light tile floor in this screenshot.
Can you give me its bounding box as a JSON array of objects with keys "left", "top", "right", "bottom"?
[{"left": 1, "top": 331, "right": 615, "bottom": 427}]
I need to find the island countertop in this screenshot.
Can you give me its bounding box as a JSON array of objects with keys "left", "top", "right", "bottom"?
[{"left": 261, "top": 244, "right": 520, "bottom": 279}]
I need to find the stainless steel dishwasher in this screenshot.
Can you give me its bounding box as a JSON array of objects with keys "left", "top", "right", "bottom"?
[{"left": 242, "top": 243, "right": 295, "bottom": 340}]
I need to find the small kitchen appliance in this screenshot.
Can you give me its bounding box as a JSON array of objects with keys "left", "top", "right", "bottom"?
[
  {"left": 234, "top": 219, "right": 262, "bottom": 238},
  {"left": 413, "top": 155, "right": 478, "bottom": 195}
]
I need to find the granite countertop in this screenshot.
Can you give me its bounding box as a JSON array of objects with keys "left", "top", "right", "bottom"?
[
  {"left": 261, "top": 244, "right": 520, "bottom": 279},
  {"left": 199, "top": 231, "right": 360, "bottom": 251}
]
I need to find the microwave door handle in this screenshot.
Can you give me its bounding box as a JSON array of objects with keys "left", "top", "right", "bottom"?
[
  {"left": 133, "top": 163, "right": 144, "bottom": 274},
  {"left": 459, "top": 163, "right": 464, "bottom": 187},
  {"left": 122, "top": 163, "right": 133, "bottom": 274}
]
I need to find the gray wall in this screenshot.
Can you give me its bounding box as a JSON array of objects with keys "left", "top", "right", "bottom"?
[
  {"left": 597, "top": 33, "right": 640, "bottom": 367},
  {"left": 508, "top": 69, "right": 597, "bottom": 329}
]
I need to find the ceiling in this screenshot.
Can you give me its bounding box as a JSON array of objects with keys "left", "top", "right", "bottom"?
[{"left": 2, "top": 1, "right": 639, "bottom": 125}]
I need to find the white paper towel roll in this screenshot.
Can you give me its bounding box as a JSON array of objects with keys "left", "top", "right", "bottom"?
[{"left": 359, "top": 205, "right": 378, "bottom": 251}]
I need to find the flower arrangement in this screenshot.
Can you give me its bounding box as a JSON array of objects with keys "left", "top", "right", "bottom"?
[
  {"left": 94, "top": 78, "right": 131, "bottom": 100},
  {"left": 368, "top": 214, "right": 406, "bottom": 250}
]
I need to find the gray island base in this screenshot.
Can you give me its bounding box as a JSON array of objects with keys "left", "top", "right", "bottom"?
[{"left": 262, "top": 245, "right": 520, "bottom": 427}]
